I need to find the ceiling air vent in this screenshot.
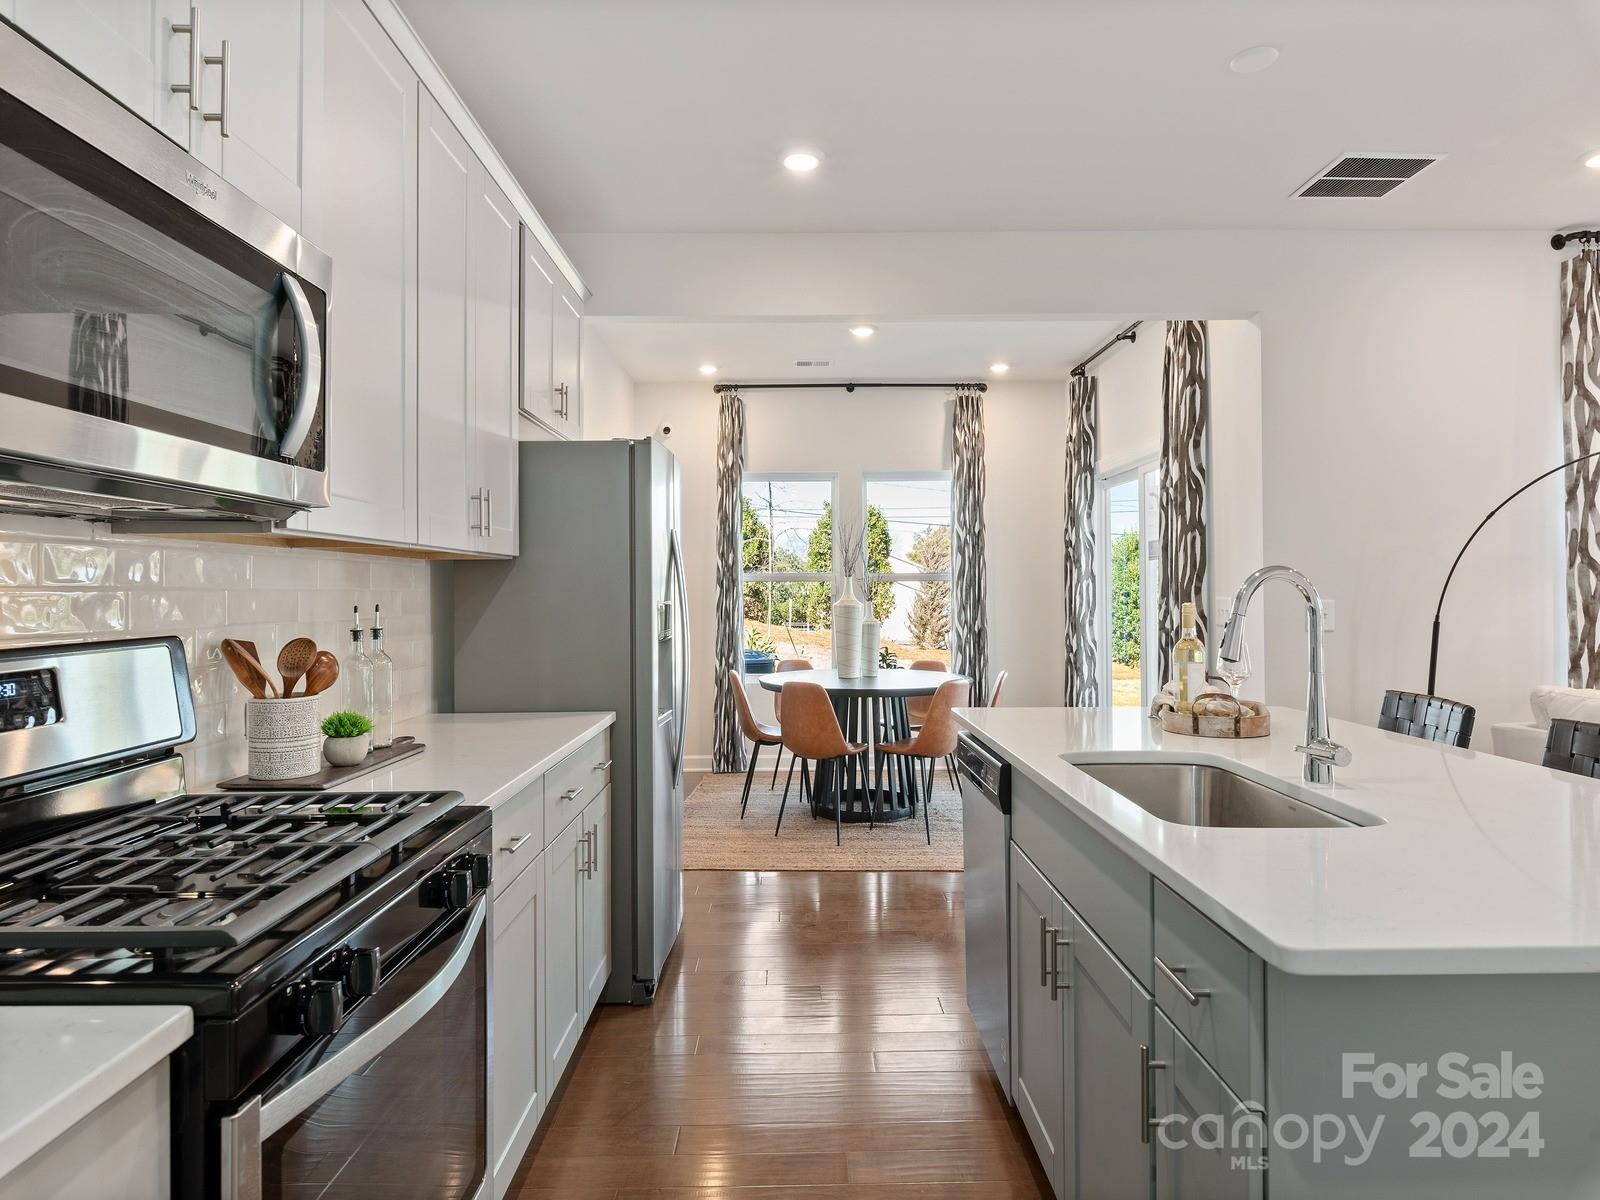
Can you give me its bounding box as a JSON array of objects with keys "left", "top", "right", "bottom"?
[
  {"left": 794, "top": 360, "right": 830, "bottom": 368},
  {"left": 1294, "top": 154, "right": 1440, "bottom": 198}
]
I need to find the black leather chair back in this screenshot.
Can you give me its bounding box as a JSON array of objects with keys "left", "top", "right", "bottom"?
[
  {"left": 1377, "top": 690, "right": 1475, "bottom": 748},
  {"left": 1543, "top": 718, "right": 1600, "bottom": 778}
]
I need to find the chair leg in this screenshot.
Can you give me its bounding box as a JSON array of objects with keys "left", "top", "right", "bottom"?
[
  {"left": 782, "top": 753, "right": 798, "bottom": 804},
  {"left": 947, "top": 753, "right": 960, "bottom": 793},
  {"left": 801, "top": 758, "right": 811, "bottom": 806},
  {"left": 834, "top": 758, "right": 843, "bottom": 846},
  {"left": 866, "top": 752, "right": 877, "bottom": 831},
  {"left": 923, "top": 758, "right": 934, "bottom": 845},
  {"left": 739, "top": 743, "right": 761, "bottom": 820},
  {"left": 770, "top": 746, "right": 783, "bottom": 789},
  {"left": 775, "top": 755, "right": 795, "bottom": 837}
]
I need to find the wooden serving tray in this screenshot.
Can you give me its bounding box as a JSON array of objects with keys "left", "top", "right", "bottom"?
[
  {"left": 215, "top": 738, "right": 425, "bottom": 791},
  {"left": 1156, "top": 694, "right": 1270, "bottom": 739}
]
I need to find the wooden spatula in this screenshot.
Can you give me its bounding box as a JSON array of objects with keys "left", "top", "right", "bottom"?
[
  {"left": 221, "top": 639, "right": 277, "bottom": 699},
  {"left": 302, "top": 650, "right": 340, "bottom": 697}
]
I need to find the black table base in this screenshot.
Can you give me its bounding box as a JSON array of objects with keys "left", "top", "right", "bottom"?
[{"left": 810, "top": 695, "right": 921, "bottom": 824}]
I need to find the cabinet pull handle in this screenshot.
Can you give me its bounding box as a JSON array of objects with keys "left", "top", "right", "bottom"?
[
  {"left": 469, "top": 489, "right": 483, "bottom": 533},
  {"left": 1155, "top": 955, "right": 1211, "bottom": 1007},
  {"left": 171, "top": 6, "right": 200, "bottom": 109},
  {"left": 562, "top": 786, "right": 586, "bottom": 804},
  {"left": 1141, "top": 1046, "right": 1167, "bottom": 1144},
  {"left": 1038, "top": 916, "right": 1050, "bottom": 989},
  {"left": 1050, "top": 934, "right": 1073, "bottom": 997},
  {"left": 484, "top": 487, "right": 493, "bottom": 535},
  {"left": 202, "top": 39, "right": 229, "bottom": 137},
  {"left": 593, "top": 759, "right": 612, "bottom": 773},
  {"left": 501, "top": 833, "right": 532, "bottom": 855}
]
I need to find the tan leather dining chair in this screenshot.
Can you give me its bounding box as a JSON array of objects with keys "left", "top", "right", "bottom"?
[
  {"left": 904, "top": 659, "right": 945, "bottom": 728},
  {"left": 770, "top": 658, "right": 810, "bottom": 788},
  {"left": 728, "top": 671, "right": 783, "bottom": 819},
  {"left": 988, "top": 669, "right": 1009, "bottom": 708},
  {"left": 877, "top": 679, "right": 970, "bottom": 844},
  {"left": 777, "top": 681, "right": 866, "bottom": 845}
]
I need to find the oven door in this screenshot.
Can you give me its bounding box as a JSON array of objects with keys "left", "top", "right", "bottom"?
[
  {"left": 0, "top": 19, "right": 329, "bottom": 524},
  {"left": 219, "top": 894, "right": 488, "bottom": 1200}
]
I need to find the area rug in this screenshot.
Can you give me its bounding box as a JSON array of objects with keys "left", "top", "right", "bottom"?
[{"left": 684, "top": 760, "right": 964, "bottom": 871}]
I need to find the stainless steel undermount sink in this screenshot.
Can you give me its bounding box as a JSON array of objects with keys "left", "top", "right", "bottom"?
[{"left": 1067, "top": 760, "right": 1356, "bottom": 829}]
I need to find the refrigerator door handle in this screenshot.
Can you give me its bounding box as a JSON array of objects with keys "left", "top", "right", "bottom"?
[{"left": 668, "top": 528, "right": 690, "bottom": 780}]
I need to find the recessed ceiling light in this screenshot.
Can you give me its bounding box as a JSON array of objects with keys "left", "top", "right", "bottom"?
[
  {"left": 850, "top": 324, "right": 877, "bottom": 339},
  {"left": 989, "top": 362, "right": 1010, "bottom": 375},
  {"left": 698, "top": 363, "right": 718, "bottom": 376},
  {"left": 1586, "top": 152, "right": 1600, "bottom": 170},
  {"left": 783, "top": 150, "right": 821, "bottom": 173},
  {"left": 1228, "top": 45, "right": 1279, "bottom": 74}
]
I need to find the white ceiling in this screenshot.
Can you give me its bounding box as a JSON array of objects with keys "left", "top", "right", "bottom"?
[
  {"left": 587, "top": 317, "right": 1127, "bottom": 383},
  {"left": 398, "top": 0, "right": 1600, "bottom": 239}
]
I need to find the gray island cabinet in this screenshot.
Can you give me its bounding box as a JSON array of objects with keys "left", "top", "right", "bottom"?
[{"left": 958, "top": 707, "right": 1600, "bottom": 1200}]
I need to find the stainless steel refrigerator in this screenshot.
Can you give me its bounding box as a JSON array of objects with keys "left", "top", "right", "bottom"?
[{"left": 453, "top": 438, "right": 687, "bottom": 1004}]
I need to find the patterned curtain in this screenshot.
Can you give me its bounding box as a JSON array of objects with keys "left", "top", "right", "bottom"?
[
  {"left": 711, "top": 387, "right": 747, "bottom": 772},
  {"left": 951, "top": 385, "right": 990, "bottom": 704},
  {"left": 1156, "top": 321, "right": 1210, "bottom": 685},
  {"left": 1563, "top": 250, "right": 1600, "bottom": 687},
  {"left": 1063, "top": 373, "right": 1099, "bottom": 705}
]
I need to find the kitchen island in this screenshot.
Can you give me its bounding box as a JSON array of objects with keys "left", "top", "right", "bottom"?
[{"left": 955, "top": 705, "right": 1600, "bottom": 1199}]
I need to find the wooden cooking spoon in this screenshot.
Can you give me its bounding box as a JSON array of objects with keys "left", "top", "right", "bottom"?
[
  {"left": 221, "top": 638, "right": 278, "bottom": 699},
  {"left": 276, "top": 637, "right": 318, "bottom": 696},
  {"left": 302, "top": 649, "right": 340, "bottom": 697}
]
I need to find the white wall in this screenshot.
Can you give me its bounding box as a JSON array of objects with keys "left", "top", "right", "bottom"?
[
  {"left": 578, "top": 326, "right": 637, "bottom": 441},
  {"left": 1094, "top": 325, "right": 1163, "bottom": 474},
  {"left": 572, "top": 229, "right": 1561, "bottom": 732},
  {"left": 632, "top": 381, "right": 1067, "bottom": 771}
]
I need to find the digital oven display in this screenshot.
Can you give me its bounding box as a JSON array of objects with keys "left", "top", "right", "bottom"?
[{"left": 0, "top": 668, "right": 61, "bottom": 731}]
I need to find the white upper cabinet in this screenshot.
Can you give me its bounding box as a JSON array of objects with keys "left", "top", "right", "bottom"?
[
  {"left": 188, "top": 0, "right": 308, "bottom": 227},
  {"left": 416, "top": 88, "right": 474, "bottom": 552},
  {"left": 552, "top": 282, "right": 583, "bottom": 438},
  {"left": 519, "top": 225, "right": 558, "bottom": 431},
  {"left": 13, "top": 0, "right": 193, "bottom": 147},
  {"left": 299, "top": 0, "right": 416, "bottom": 545},
  {"left": 469, "top": 158, "right": 519, "bottom": 556}
]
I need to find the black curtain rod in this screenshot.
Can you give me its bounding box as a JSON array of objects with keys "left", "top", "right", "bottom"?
[
  {"left": 1553, "top": 230, "right": 1600, "bottom": 250},
  {"left": 713, "top": 381, "right": 986, "bottom": 393},
  {"left": 1070, "top": 321, "right": 1142, "bottom": 378}
]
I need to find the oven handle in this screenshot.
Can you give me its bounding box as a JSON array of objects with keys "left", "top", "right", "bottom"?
[
  {"left": 276, "top": 274, "right": 322, "bottom": 460},
  {"left": 219, "top": 893, "right": 487, "bottom": 1199}
]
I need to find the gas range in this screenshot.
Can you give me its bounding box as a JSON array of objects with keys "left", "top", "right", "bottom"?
[{"left": 0, "top": 638, "right": 491, "bottom": 1200}]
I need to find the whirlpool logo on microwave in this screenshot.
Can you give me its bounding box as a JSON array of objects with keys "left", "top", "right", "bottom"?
[{"left": 184, "top": 170, "right": 219, "bottom": 201}]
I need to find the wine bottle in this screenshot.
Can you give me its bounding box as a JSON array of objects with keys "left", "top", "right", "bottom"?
[{"left": 1173, "top": 601, "right": 1207, "bottom": 711}]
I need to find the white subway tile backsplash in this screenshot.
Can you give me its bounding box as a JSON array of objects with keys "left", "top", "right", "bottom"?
[
  {"left": 0, "top": 522, "right": 443, "bottom": 784},
  {"left": 0, "top": 542, "right": 37, "bottom": 587}
]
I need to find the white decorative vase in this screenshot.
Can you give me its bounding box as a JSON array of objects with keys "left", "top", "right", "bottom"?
[
  {"left": 833, "top": 576, "right": 864, "bottom": 679},
  {"left": 860, "top": 617, "right": 881, "bottom": 677}
]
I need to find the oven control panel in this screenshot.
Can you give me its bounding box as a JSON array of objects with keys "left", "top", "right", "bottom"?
[{"left": 0, "top": 668, "right": 60, "bottom": 732}]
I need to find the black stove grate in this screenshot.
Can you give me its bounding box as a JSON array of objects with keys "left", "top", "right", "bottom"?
[{"left": 0, "top": 790, "right": 462, "bottom": 948}]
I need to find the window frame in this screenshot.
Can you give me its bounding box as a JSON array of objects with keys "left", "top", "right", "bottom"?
[
  {"left": 1096, "top": 456, "right": 1162, "bottom": 710},
  {"left": 739, "top": 472, "right": 839, "bottom": 660},
  {"left": 861, "top": 471, "right": 955, "bottom": 662}
]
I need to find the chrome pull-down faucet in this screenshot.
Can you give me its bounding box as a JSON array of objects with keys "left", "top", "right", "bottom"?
[{"left": 1218, "top": 565, "right": 1350, "bottom": 784}]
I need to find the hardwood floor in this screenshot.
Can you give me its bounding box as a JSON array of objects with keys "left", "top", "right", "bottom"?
[{"left": 511, "top": 870, "right": 1050, "bottom": 1200}]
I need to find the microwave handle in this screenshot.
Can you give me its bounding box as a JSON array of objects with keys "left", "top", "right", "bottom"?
[
  {"left": 218, "top": 893, "right": 486, "bottom": 1198},
  {"left": 277, "top": 274, "right": 322, "bottom": 460}
]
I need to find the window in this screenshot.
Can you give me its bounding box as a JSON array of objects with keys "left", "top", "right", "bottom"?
[
  {"left": 1098, "top": 460, "right": 1161, "bottom": 708},
  {"left": 863, "top": 475, "right": 953, "bottom": 669},
  {"left": 741, "top": 475, "right": 836, "bottom": 668}
]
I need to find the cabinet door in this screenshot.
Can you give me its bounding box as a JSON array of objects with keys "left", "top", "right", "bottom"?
[
  {"left": 468, "top": 156, "right": 518, "bottom": 556},
  {"left": 552, "top": 283, "right": 582, "bottom": 438},
  {"left": 1153, "top": 1011, "right": 1262, "bottom": 1200},
  {"left": 492, "top": 850, "right": 544, "bottom": 1199},
  {"left": 520, "top": 225, "right": 558, "bottom": 429},
  {"left": 1011, "top": 844, "right": 1067, "bottom": 1197},
  {"left": 197, "top": 0, "right": 306, "bottom": 227},
  {"left": 581, "top": 789, "right": 611, "bottom": 1014},
  {"left": 543, "top": 814, "right": 586, "bottom": 1090},
  {"left": 301, "top": 0, "right": 415, "bottom": 544},
  {"left": 415, "top": 88, "right": 474, "bottom": 552},
  {"left": 1069, "top": 916, "right": 1154, "bottom": 1200},
  {"left": 14, "top": 0, "right": 192, "bottom": 146}
]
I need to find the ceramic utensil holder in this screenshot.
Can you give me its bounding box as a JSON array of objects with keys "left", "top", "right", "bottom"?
[{"left": 245, "top": 695, "right": 322, "bottom": 780}]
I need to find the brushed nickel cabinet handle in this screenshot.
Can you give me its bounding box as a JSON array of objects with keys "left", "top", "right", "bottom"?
[
  {"left": 562, "top": 786, "right": 585, "bottom": 804},
  {"left": 171, "top": 7, "right": 200, "bottom": 109},
  {"left": 1051, "top": 934, "right": 1073, "bottom": 997},
  {"left": 202, "top": 40, "right": 229, "bottom": 136},
  {"left": 1038, "top": 916, "right": 1050, "bottom": 989},
  {"left": 1141, "top": 1045, "right": 1168, "bottom": 1144},
  {"left": 593, "top": 759, "right": 612, "bottom": 773},
  {"left": 501, "top": 833, "right": 532, "bottom": 855},
  {"left": 1155, "top": 955, "right": 1210, "bottom": 1007}
]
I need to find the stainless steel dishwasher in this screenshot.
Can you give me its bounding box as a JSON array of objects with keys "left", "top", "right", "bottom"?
[{"left": 956, "top": 732, "right": 1011, "bottom": 1100}]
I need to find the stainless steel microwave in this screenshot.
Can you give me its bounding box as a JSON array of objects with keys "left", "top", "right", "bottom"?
[{"left": 0, "top": 18, "right": 330, "bottom": 527}]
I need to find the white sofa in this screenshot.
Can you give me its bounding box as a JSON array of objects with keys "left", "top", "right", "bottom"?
[{"left": 1490, "top": 686, "right": 1600, "bottom": 765}]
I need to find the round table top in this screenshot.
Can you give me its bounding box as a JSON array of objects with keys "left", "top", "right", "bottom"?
[{"left": 756, "top": 667, "right": 965, "bottom": 697}]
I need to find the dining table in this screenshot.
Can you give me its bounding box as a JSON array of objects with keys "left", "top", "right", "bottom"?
[{"left": 757, "top": 667, "right": 965, "bottom": 824}]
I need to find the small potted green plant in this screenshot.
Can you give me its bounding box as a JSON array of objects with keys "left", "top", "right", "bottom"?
[{"left": 321, "top": 711, "right": 374, "bottom": 767}]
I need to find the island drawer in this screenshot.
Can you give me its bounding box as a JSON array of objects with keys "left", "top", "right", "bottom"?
[
  {"left": 1153, "top": 880, "right": 1263, "bottom": 1099},
  {"left": 544, "top": 732, "right": 611, "bottom": 844},
  {"left": 493, "top": 777, "right": 545, "bottom": 897},
  {"left": 1011, "top": 770, "right": 1152, "bottom": 986}
]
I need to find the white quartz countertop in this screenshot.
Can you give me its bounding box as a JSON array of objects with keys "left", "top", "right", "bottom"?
[
  {"left": 313, "top": 711, "right": 615, "bottom": 810},
  {"left": 956, "top": 705, "right": 1600, "bottom": 976},
  {"left": 0, "top": 1005, "right": 191, "bottom": 1178}
]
